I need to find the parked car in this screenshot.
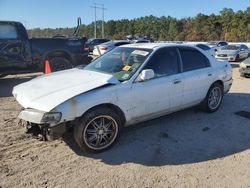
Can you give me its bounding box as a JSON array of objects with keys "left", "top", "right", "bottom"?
[
  {"left": 0, "top": 21, "right": 91, "bottom": 77},
  {"left": 93, "top": 40, "right": 130, "bottom": 56},
  {"left": 196, "top": 43, "right": 215, "bottom": 57},
  {"left": 132, "top": 39, "right": 150, "bottom": 43},
  {"left": 207, "top": 41, "right": 228, "bottom": 52},
  {"left": 84, "top": 38, "right": 110, "bottom": 52},
  {"left": 215, "top": 44, "right": 250, "bottom": 62},
  {"left": 239, "top": 57, "right": 250, "bottom": 77},
  {"left": 13, "top": 43, "right": 233, "bottom": 152}
]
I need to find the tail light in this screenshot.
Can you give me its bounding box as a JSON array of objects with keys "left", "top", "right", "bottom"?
[
  {"left": 84, "top": 43, "right": 89, "bottom": 51},
  {"left": 100, "top": 47, "right": 108, "bottom": 51}
]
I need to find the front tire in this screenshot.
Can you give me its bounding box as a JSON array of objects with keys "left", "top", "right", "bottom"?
[
  {"left": 74, "top": 107, "right": 122, "bottom": 153},
  {"left": 200, "top": 82, "right": 224, "bottom": 113}
]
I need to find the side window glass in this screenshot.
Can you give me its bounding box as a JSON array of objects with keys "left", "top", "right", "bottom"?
[
  {"left": 179, "top": 48, "right": 210, "bottom": 72},
  {"left": 0, "top": 24, "right": 18, "bottom": 39},
  {"left": 144, "top": 48, "right": 180, "bottom": 78}
]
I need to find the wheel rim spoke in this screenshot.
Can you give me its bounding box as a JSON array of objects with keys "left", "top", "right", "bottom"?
[
  {"left": 100, "top": 117, "right": 105, "bottom": 126},
  {"left": 102, "top": 135, "right": 109, "bottom": 143},
  {"left": 106, "top": 129, "right": 114, "bottom": 134},
  {"left": 104, "top": 121, "right": 112, "bottom": 130},
  {"left": 87, "top": 129, "right": 96, "bottom": 134},
  {"left": 92, "top": 120, "right": 100, "bottom": 130},
  {"left": 88, "top": 135, "right": 97, "bottom": 143}
]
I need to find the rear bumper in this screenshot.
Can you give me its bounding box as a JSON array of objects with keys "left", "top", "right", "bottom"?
[{"left": 223, "top": 78, "right": 233, "bottom": 93}]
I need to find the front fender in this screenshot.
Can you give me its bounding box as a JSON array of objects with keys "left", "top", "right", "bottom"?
[{"left": 53, "top": 86, "right": 119, "bottom": 123}]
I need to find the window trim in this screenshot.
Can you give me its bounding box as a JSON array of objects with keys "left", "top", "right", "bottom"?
[
  {"left": 177, "top": 47, "right": 211, "bottom": 73},
  {"left": 136, "top": 46, "right": 182, "bottom": 81}
]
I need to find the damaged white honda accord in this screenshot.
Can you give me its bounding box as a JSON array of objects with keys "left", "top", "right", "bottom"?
[{"left": 13, "top": 43, "right": 233, "bottom": 152}]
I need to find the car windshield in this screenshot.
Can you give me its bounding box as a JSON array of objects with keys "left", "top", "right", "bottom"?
[
  {"left": 84, "top": 47, "right": 152, "bottom": 81},
  {"left": 222, "top": 45, "right": 239, "bottom": 50}
]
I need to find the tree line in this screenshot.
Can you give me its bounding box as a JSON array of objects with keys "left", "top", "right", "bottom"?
[{"left": 28, "top": 7, "right": 250, "bottom": 42}]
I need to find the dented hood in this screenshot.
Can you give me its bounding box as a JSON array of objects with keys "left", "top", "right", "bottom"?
[{"left": 12, "top": 68, "right": 120, "bottom": 112}]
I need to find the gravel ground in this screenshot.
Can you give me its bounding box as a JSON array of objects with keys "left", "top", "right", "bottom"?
[{"left": 0, "top": 64, "right": 250, "bottom": 188}]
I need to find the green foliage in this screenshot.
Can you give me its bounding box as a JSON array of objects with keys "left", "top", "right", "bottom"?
[{"left": 27, "top": 7, "right": 250, "bottom": 42}]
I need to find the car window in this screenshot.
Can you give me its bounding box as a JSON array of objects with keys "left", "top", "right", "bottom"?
[
  {"left": 115, "top": 42, "right": 129, "bottom": 47},
  {"left": 196, "top": 44, "right": 210, "bottom": 51},
  {"left": 179, "top": 48, "right": 210, "bottom": 72},
  {"left": 222, "top": 45, "right": 239, "bottom": 50},
  {"left": 0, "top": 24, "right": 18, "bottom": 39},
  {"left": 144, "top": 48, "right": 180, "bottom": 78},
  {"left": 101, "top": 39, "right": 109, "bottom": 43},
  {"left": 242, "top": 45, "right": 248, "bottom": 49},
  {"left": 219, "top": 42, "right": 228, "bottom": 46}
]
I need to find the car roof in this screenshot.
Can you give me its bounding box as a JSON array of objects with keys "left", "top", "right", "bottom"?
[
  {"left": 121, "top": 42, "right": 197, "bottom": 50},
  {"left": 100, "top": 40, "right": 130, "bottom": 46}
]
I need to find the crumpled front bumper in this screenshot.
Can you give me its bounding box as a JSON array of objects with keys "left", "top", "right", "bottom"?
[
  {"left": 18, "top": 109, "right": 67, "bottom": 140},
  {"left": 18, "top": 108, "right": 45, "bottom": 124}
]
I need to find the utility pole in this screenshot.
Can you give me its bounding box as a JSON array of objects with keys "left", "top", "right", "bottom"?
[
  {"left": 91, "top": 3, "right": 106, "bottom": 39},
  {"left": 91, "top": 3, "right": 97, "bottom": 38},
  {"left": 102, "top": 4, "right": 105, "bottom": 39}
]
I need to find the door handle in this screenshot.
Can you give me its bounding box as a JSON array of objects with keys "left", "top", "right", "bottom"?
[
  {"left": 173, "top": 79, "right": 181, "bottom": 84},
  {"left": 208, "top": 73, "right": 212, "bottom": 76}
]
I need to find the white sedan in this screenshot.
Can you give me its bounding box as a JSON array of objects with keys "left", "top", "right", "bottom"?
[
  {"left": 13, "top": 43, "right": 233, "bottom": 152},
  {"left": 93, "top": 40, "right": 130, "bottom": 56}
]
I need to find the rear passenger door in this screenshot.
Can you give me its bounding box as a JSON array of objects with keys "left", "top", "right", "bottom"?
[{"left": 178, "top": 47, "right": 214, "bottom": 107}]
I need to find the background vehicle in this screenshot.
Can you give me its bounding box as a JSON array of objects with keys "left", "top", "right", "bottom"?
[
  {"left": 239, "top": 57, "right": 250, "bottom": 77},
  {"left": 84, "top": 38, "right": 110, "bottom": 52},
  {"left": 196, "top": 43, "right": 215, "bottom": 57},
  {"left": 215, "top": 44, "right": 250, "bottom": 62},
  {"left": 93, "top": 40, "right": 130, "bottom": 56},
  {"left": 132, "top": 39, "right": 150, "bottom": 43},
  {"left": 13, "top": 43, "right": 233, "bottom": 152},
  {"left": 207, "top": 41, "right": 228, "bottom": 52},
  {"left": 0, "top": 20, "right": 90, "bottom": 77}
]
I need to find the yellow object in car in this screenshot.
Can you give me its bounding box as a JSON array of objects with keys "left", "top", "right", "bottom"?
[{"left": 122, "top": 65, "right": 132, "bottom": 71}]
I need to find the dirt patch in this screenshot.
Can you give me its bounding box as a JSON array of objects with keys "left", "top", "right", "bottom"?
[{"left": 0, "top": 68, "right": 250, "bottom": 187}]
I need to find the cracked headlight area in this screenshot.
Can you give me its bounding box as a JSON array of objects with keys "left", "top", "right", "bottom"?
[{"left": 41, "top": 112, "right": 62, "bottom": 124}]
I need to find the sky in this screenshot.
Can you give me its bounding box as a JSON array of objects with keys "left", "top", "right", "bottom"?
[{"left": 0, "top": 0, "right": 249, "bottom": 29}]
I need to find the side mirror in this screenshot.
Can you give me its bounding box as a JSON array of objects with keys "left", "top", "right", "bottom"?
[{"left": 139, "top": 69, "right": 155, "bottom": 81}]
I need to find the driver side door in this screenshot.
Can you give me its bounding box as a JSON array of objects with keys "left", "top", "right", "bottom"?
[{"left": 127, "top": 47, "right": 184, "bottom": 123}]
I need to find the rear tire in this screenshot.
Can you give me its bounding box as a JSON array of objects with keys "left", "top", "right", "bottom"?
[
  {"left": 49, "top": 57, "right": 72, "bottom": 72},
  {"left": 74, "top": 107, "right": 122, "bottom": 153},
  {"left": 200, "top": 82, "right": 224, "bottom": 113}
]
